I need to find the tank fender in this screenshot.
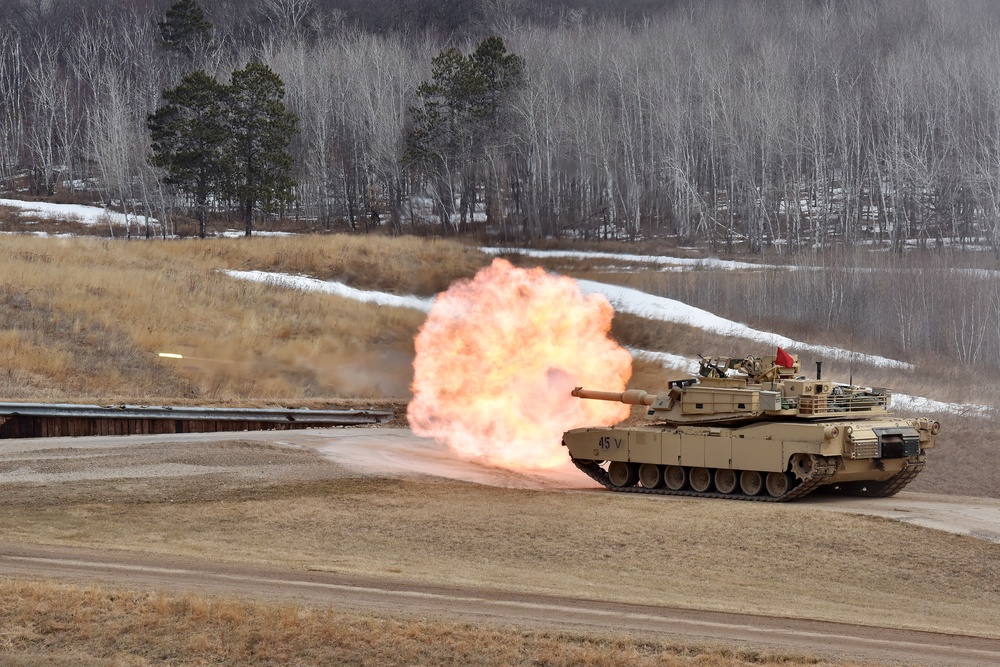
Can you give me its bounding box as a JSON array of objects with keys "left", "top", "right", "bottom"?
[
  {"left": 783, "top": 440, "right": 822, "bottom": 463},
  {"left": 563, "top": 427, "right": 629, "bottom": 462}
]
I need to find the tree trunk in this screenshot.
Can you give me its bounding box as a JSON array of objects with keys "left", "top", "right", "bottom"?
[
  {"left": 197, "top": 206, "right": 207, "bottom": 238},
  {"left": 244, "top": 199, "right": 253, "bottom": 237}
]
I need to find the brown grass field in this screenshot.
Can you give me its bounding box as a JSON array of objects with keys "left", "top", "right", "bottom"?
[
  {"left": 0, "top": 581, "right": 857, "bottom": 667},
  {"left": 0, "top": 235, "right": 480, "bottom": 401},
  {"left": 4, "top": 454, "right": 999, "bottom": 638},
  {"left": 0, "top": 231, "right": 997, "bottom": 664},
  {"left": 2, "top": 439, "right": 997, "bottom": 665}
]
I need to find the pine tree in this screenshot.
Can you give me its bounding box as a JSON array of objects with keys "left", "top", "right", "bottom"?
[
  {"left": 159, "top": 0, "right": 213, "bottom": 61},
  {"left": 407, "top": 37, "right": 524, "bottom": 163},
  {"left": 147, "top": 70, "right": 227, "bottom": 238},
  {"left": 224, "top": 62, "right": 298, "bottom": 237},
  {"left": 467, "top": 36, "right": 525, "bottom": 129},
  {"left": 405, "top": 36, "right": 524, "bottom": 232}
]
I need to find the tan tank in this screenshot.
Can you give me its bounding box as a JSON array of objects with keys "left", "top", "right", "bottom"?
[{"left": 562, "top": 352, "right": 939, "bottom": 501}]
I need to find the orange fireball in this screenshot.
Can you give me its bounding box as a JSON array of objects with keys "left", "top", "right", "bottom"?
[{"left": 408, "top": 258, "right": 632, "bottom": 469}]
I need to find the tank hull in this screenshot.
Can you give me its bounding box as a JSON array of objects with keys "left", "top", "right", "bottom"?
[{"left": 563, "top": 417, "right": 929, "bottom": 501}]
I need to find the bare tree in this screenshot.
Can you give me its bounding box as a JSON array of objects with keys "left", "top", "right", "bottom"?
[
  {"left": 24, "top": 35, "right": 70, "bottom": 195},
  {"left": 261, "top": 0, "right": 317, "bottom": 39},
  {"left": 0, "top": 26, "right": 24, "bottom": 189}
]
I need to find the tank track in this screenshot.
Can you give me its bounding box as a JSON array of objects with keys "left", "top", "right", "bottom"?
[
  {"left": 571, "top": 455, "right": 838, "bottom": 502},
  {"left": 823, "top": 454, "right": 926, "bottom": 498},
  {"left": 875, "top": 455, "right": 926, "bottom": 495}
]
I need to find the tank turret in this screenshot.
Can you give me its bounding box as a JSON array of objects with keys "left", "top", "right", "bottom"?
[
  {"left": 571, "top": 352, "right": 892, "bottom": 426},
  {"left": 562, "top": 351, "right": 939, "bottom": 501}
]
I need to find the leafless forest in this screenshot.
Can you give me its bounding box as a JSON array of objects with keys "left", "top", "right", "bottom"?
[{"left": 4, "top": 0, "right": 1000, "bottom": 251}]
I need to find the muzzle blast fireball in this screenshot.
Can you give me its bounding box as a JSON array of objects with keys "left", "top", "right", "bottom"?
[{"left": 408, "top": 258, "right": 632, "bottom": 469}]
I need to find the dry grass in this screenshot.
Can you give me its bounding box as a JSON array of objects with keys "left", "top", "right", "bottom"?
[
  {"left": 0, "top": 235, "right": 480, "bottom": 402},
  {"left": 917, "top": 414, "right": 1000, "bottom": 496},
  {"left": 0, "top": 580, "right": 863, "bottom": 667},
  {"left": 1, "top": 450, "right": 998, "bottom": 639},
  {"left": 181, "top": 234, "right": 483, "bottom": 295}
]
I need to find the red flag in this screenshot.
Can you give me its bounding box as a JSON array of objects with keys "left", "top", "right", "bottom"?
[{"left": 776, "top": 347, "right": 794, "bottom": 368}]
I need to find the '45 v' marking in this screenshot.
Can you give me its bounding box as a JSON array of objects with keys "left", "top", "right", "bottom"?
[{"left": 598, "top": 436, "right": 623, "bottom": 450}]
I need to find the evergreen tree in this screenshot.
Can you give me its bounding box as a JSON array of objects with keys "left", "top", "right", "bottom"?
[
  {"left": 224, "top": 61, "right": 298, "bottom": 237},
  {"left": 407, "top": 37, "right": 524, "bottom": 161},
  {"left": 147, "top": 70, "right": 227, "bottom": 238},
  {"left": 467, "top": 36, "right": 525, "bottom": 130},
  {"left": 159, "top": 0, "right": 213, "bottom": 60},
  {"left": 405, "top": 36, "right": 524, "bottom": 232}
]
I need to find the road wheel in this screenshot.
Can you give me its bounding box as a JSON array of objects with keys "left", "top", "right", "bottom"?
[
  {"left": 766, "top": 471, "right": 793, "bottom": 497},
  {"left": 740, "top": 470, "right": 764, "bottom": 496},
  {"left": 689, "top": 467, "right": 713, "bottom": 493},
  {"left": 664, "top": 465, "right": 687, "bottom": 490},
  {"left": 714, "top": 468, "right": 738, "bottom": 494},
  {"left": 608, "top": 461, "right": 639, "bottom": 487},
  {"left": 639, "top": 463, "right": 664, "bottom": 489}
]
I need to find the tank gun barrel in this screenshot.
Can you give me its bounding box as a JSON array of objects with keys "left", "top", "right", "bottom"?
[{"left": 571, "top": 387, "right": 656, "bottom": 406}]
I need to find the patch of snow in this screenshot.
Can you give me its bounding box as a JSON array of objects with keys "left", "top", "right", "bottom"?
[
  {"left": 223, "top": 270, "right": 434, "bottom": 312},
  {"left": 0, "top": 231, "right": 76, "bottom": 238},
  {"left": 224, "top": 266, "right": 910, "bottom": 370},
  {"left": 217, "top": 230, "right": 295, "bottom": 238},
  {"left": 891, "top": 393, "right": 991, "bottom": 417},
  {"left": 629, "top": 348, "right": 700, "bottom": 373},
  {"left": 225, "top": 269, "right": 991, "bottom": 416},
  {"left": 0, "top": 198, "right": 152, "bottom": 226},
  {"left": 482, "top": 246, "right": 777, "bottom": 271},
  {"left": 576, "top": 278, "right": 913, "bottom": 370}
]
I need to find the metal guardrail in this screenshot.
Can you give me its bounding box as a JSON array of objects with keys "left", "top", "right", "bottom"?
[
  {"left": 0, "top": 402, "right": 393, "bottom": 424},
  {"left": 0, "top": 402, "right": 394, "bottom": 439}
]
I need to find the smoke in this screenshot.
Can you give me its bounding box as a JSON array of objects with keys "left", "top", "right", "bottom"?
[{"left": 408, "top": 258, "right": 632, "bottom": 469}]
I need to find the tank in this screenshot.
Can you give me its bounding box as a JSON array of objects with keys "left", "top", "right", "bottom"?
[{"left": 562, "top": 352, "right": 939, "bottom": 501}]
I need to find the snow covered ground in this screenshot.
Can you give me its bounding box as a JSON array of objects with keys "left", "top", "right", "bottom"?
[
  {"left": 486, "top": 246, "right": 1000, "bottom": 278},
  {"left": 0, "top": 198, "right": 149, "bottom": 227},
  {"left": 482, "top": 246, "right": 777, "bottom": 271},
  {"left": 224, "top": 269, "right": 988, "bottom": 415},
  {"left": 224, "top": 270, "right": 435, "bottom": 312},
  {"left": 576, "top": 278, "right": 911, "bottom": 369},
  {"left": 217, "top": 230, "right": 294, "bottom": 238},
  {"left": 234, "top": 269, "right": 907, "bottom": 369},
  {"left": 0, "top": 198, "right": 306, "bottom": 239},
  {"left": 891, "top": 393, "right": 990, "bottom": 417}
]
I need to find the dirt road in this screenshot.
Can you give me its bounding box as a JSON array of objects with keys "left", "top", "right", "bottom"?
[
  {"left": 2, "top": 542, "right": 999, "bottom": 667},
  {"left": 3, "top": 427, "right": 1000, "bottom": 665},
  {"left": 8, "top": 427, "right": 999, "bottom": 542},
  {"left": 304, "top": 429, "right": 1000, "bottom": 543}
]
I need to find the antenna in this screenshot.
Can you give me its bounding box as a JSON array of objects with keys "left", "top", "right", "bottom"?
[{"left": 849, "top": 327, "right": 855, "bottom": 387}]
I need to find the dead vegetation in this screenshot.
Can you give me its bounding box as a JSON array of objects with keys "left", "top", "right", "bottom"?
[
  {"left": 1, "top": 442, "right": 998, "bottom": 639},
  {"left": 0, "top": 436, "right": 908, "bottom": 666},
  {"left": 0, "top": 579, "right": 867, "bottom": 667},
  {"left": 0, "top": 235, "right": 480, "bottom": 402}
]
